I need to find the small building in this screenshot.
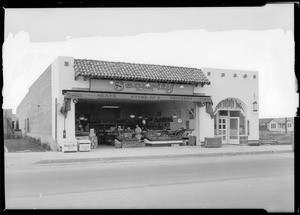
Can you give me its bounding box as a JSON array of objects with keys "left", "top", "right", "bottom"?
[
  {"left": 259, "top": 118, "right": 294, "bottom": 132},
  {"left": 16, "top": 56, "right": 259, "bottom": 150},
  {"left": 3, "top": 109, "right": 15, "bottom": 138}
]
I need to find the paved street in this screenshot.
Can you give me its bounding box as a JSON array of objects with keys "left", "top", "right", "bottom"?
[{"left": 5, "top": 153, "right": 294, "bottom": 212}]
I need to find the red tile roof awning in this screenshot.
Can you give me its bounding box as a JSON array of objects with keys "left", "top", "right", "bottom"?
[{"left": 74, "top": 59, "right": 210, "bottom": 85}]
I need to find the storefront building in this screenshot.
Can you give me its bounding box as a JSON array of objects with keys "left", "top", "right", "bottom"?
[{"left": 16, "top": 56, "right": 259, "bottom": 151}]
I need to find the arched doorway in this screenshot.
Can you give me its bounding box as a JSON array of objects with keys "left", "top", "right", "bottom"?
[{"left": 214, "top": 98, "right": 247, "bottom": 144}]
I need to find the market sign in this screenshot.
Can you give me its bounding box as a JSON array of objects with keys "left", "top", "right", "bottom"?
[
  {"left": 60, "top": 139, "right": 78, "bottom": 152},
  {"left": 64, "top": 90, "right": 212, "bottom": 103},
  {"left": 90, "top": 79, "right": 194, "bottom": 95}
]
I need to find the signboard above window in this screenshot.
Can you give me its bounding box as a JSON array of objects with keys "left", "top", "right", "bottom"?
[
  {"left": 64, "top": 90, "right": 212, "bottom": 103},
  {"left": 90, "top": 79, "right": 194, "bottom": 95}
]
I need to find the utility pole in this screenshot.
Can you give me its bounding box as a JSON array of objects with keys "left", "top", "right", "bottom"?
[{"left": 285, "top": 117, "right": 287, "bottom": 134}]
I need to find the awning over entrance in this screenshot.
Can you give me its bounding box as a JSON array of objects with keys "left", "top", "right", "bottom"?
[
  {"left": 62, "top": 90, "right": 214, "bottom": 119},
  {"left": 63, "top": 90, "right": 212, "bottom": 104}
]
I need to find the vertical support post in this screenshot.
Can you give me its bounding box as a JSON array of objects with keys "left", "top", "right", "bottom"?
[
  {"left": 63, "top": 117, "right": 66, "bottom": 138},
  {"left": 198, "top": 102, "right": 215, "bottom": 144},
  {"left": 194, "top": 102, "right": 201, "bottom": 146},
  {"left": 285, "top": 117, "right": 287, "bottom": 134},
  {"left": 55, "top": 98, "right": 58, "bottom": 148}
]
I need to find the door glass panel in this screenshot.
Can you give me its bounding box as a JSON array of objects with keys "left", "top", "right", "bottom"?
[
  {"left": 230, "top": 136, "right": 238, "bottom": 139},
  {"left": 219, "top": 119, "right": 222, "bottom": 123},
  {"left": 219, "top": 125, "right": 222, "bottom": 129},
  {"left": 223, "top": 119, "right": 225, "bottom": 123},
  {"left": 222, "top": 136, "right": 226, "bottom": 140},
  {"left": 219, "top": 130, "right": 222, "bottom": 135},
  {"left": 223, "top": 125, "right": 226, "bottom": 129},
  {"left": 230, "top": 118, "right": 238, "bottom": 136},
  {"left": 223, "top": 130, "right": 226, "bottom": 135}
]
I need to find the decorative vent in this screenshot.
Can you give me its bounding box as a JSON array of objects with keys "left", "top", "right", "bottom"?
[
  {"left": 221, "top": 73, "right": 225, "bottom": 77},
  {"left": 243, "top": 74, "right": 247, "bottom": 78},
  {"left": 214, "top": 98, "right": 246, "bottom": 113},
  {"left": 253, "top": 75, "right": 256, "bottom": 79},
  {"left": 65, "top": 61, "right": 69, "bottom": 66},
  {"left": 207, "top": 72, "right": 211, "bottom": 76},
  {"left": 233, "top": 74, "right": 237, "bottom": 78}
]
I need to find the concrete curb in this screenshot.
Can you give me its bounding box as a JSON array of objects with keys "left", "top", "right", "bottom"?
[{"left": 34, "top": 149, "right": 293, "bottom": 165}]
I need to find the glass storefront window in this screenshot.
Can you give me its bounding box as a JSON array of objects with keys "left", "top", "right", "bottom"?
[
  {"left": 247, "top": 120, "right": 250, "bottom": 135},
  {"left": 214, "top": 117, "right": 217, "bottom": 135},
  {"left": 239, "top": 112, "right": 246, "bottom": 135}
]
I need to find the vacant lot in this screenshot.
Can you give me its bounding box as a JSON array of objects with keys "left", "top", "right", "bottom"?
[
  {"left": 4, "top": 139, "right": 47, "bottom": 152},
  {"left": 259, "top": 130, "right": 294, "bottom": 145}
]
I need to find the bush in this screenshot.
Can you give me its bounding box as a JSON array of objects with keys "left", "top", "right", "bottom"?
[
  {"left": 46, "top": 145, "right": 52, "bottom": 151},
  {"left": 36, "top": 138, "right": 41, "bottom": 146},
  {"left": 20, "top": 135, "right": 52, "bottom": 151},
  {"left": 5, "top": 133, "right": 12, "bottom": 139},
  {"left": 41, "top": 142, "right": 52, "bottom": 151}
]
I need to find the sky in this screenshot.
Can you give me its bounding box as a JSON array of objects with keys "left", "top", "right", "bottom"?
[{"left": 3, "top": 5, "right": 298, "bottom": 118}]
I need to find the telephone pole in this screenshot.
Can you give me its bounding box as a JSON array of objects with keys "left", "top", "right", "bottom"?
[{"left": 285, "top": 117, "right": 287, "bottom": 134}]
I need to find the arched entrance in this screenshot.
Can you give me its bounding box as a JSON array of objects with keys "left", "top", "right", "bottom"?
[{"left": 214, "top": 98, "right": 247, "bottom": 144}]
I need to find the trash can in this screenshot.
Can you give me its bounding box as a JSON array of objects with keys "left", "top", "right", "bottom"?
[{"left": 188, "top": 136, "right": 196, "bottom": 146}]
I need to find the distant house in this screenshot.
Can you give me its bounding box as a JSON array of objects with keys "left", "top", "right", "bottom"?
[
  {"left": 259, "top": 118, "right": 294, "bottom": 132},
  {"left": 3, "top": 109, "right": 16, "bottom": 138}
]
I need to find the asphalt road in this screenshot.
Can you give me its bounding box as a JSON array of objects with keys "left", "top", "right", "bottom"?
[{"left": 5, "top": 153, "right": 294, "bottom": 212}]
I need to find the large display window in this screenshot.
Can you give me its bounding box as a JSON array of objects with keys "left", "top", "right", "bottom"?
[{"left": 74, "top": 99, "right": 196, "bottom": 148}]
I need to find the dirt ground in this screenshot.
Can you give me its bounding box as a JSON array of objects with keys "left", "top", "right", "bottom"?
[
  {"left": 259, "top": 130, "right": 294, "bottom": 145},
  {"left": 4, "top": 139, "right": 47, "bottom": 152}
]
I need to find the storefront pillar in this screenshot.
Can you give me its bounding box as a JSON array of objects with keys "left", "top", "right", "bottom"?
[
  {"left": 195, "top": 102, "right": 215, "bottom": 145},
  {"left": 57, "top": 98, "right": 77, "bottom": 150},
  {"left": 194, "top": 103, "right": 201, "bottom": 145},
  {"left": 64, "top": 101, "right": 76, "bottom": 139}
]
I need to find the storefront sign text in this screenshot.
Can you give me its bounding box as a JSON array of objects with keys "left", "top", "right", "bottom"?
[
  {"left": 90, "top": 79, "right": 194, "bottom": 95},
  {"left": 64, "top": 91, "right": 212, "bottom": 103}
]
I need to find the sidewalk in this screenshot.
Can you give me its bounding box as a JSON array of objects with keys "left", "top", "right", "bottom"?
[{"left": 4, "top": 144, "right": 293, "bottom": 168}]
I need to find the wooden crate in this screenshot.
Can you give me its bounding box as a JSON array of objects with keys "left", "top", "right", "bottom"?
[
  {"left": 203, "top": 137, "right": 222, "bottom": 148},
  {"left": 114, "top": 139, "right": 122, "bottom": 148},
  {"left": 121, "top": 140, "right": 145, "bottom": 148},
  {"left": 188, "top": 136, "right": 196, "bottom": 146}
]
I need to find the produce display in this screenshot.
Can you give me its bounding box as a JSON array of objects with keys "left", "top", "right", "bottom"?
[
  {"left": 144, "top": 129, "right": 193, "bottom": 141},
  {"left": 144, "top": 130, "right": 173, "bottom": 141}
]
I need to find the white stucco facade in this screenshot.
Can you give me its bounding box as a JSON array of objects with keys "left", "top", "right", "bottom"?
[
  {"left": 197, "top": 68, "right": 259, "bottom": 143},
  {"left": 51, "top": 57, "right": 90, "bottom": 148},
  {"left": 18, "top": 56, "right": 259, "bottom": 150}
]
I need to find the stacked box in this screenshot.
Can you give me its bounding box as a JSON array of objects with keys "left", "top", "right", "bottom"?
[
  {"left": 78, "top": 139, "right": 91, "bottom": 152},
  {"left": 89, "top": 136, "right": 98, "bottom": 149}
]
